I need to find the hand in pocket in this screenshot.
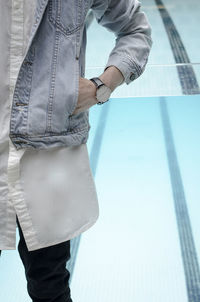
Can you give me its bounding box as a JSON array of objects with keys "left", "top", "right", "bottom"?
[{"left": 71, "top": 77, "right": 98, "bottom": 115}]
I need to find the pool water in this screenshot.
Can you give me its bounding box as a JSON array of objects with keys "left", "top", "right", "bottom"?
[{"left": 0, "top": 0, "right": 200, "bottom": 301}]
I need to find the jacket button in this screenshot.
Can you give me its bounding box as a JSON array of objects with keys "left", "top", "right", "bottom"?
[
  {"left": 130, "top": 72, "right": 135, "bottom": 81},
  {"left": 16, "top": 102, "right": 26, "bottom": 106},
  {"left": 24, "top": 60, "right": 33, "bottom": 65}
]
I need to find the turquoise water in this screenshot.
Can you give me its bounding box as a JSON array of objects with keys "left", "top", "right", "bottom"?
[{"left": 70, "top": 94, "right": 200, "bottom": 302}]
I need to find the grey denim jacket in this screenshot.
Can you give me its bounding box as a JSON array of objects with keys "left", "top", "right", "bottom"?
[{"left": 9, "top": 0, "right": 152, "bottom": 150}]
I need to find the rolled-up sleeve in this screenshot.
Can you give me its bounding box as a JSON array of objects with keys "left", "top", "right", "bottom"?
[{"left": 91, "top": 0, "right": 153, "bottom": 85}]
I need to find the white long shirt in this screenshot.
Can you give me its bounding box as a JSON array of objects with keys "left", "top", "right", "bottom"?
[{"left": 0, "top": 0, "right": 99, "bottom": 251}]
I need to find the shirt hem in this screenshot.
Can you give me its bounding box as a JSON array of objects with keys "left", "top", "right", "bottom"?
[{"left": 26, "top": 214, "right": 99, "bottom": 251}]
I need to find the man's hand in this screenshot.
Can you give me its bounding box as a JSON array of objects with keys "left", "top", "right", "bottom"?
[
  {"left": 71, "top": 66, "right": 124, "bottom": 115},
  {"left": 71, "top": 77, "right": 97, "bottom": 115}
]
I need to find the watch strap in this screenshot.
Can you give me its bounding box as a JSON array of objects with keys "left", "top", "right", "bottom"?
[{"left": 90, "top": 77, "right": 105, "bottom": 88}]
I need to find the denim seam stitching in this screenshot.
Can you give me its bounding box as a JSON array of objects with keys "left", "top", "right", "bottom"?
[
  {"left": 48, "top": 0, "right": 84, "bottom": 36},
  {"left": 46, "top": 31, "right": 61, "bottom": 132},
  {"left": 10, "top": 47, "right": 35, "bottom": 133},
  {"left": 10, "top": 125, "right": 89, "bottom": 139}
]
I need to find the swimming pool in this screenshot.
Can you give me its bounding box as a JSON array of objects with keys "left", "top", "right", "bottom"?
[{"left": 0, "top": 0, "right": 199, "bottom": 301}]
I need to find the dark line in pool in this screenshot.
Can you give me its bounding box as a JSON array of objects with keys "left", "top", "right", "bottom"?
[
  {"left": 89, "top": 101, "right": 110, "bottom": 176},
  {"left": 155, "top": 0, "right": 200, "bottom": 94},
  {"left": 67, "top": 102, "right": 110, "bottom": 284},
  {"left": 160, "top": 97, "right": 200, "bottom": 302},
  {"left": 66, "top": 13, "right": 98, "bottom": 284}
]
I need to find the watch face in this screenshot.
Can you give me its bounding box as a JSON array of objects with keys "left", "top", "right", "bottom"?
[{"left": 97, "top": 85, "right": 112, "bottom": 103}]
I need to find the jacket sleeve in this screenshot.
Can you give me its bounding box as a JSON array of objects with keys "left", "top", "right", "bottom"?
[{"left": 90, "top": 0, "right": 153, "bottom": 85}]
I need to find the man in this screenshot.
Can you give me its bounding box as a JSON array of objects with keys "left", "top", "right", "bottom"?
[{"left": 0, "top": 0, "right": 152, "bottom": 301}]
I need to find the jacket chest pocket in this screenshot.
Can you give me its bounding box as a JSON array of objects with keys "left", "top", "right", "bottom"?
[{"left": 48, "top": 0, "right": 88, "bottom": 35}]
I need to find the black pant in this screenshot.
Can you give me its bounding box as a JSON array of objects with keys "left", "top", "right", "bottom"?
[{"left": 0, "top": 216, "right": 73, "bottom": 302}]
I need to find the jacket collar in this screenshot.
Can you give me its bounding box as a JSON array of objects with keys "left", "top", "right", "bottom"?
[{"left": 24, "top": 0, "right": 49, "bottom": 59}]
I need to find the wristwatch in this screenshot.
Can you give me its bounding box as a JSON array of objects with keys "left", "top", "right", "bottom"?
[{"left": 89, "top": 77, "right": 112, "bottom": 105}]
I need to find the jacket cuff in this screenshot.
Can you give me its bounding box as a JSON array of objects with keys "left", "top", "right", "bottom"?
[{"left": 104, "top": 54, "right": 142, "bottom": 85}]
